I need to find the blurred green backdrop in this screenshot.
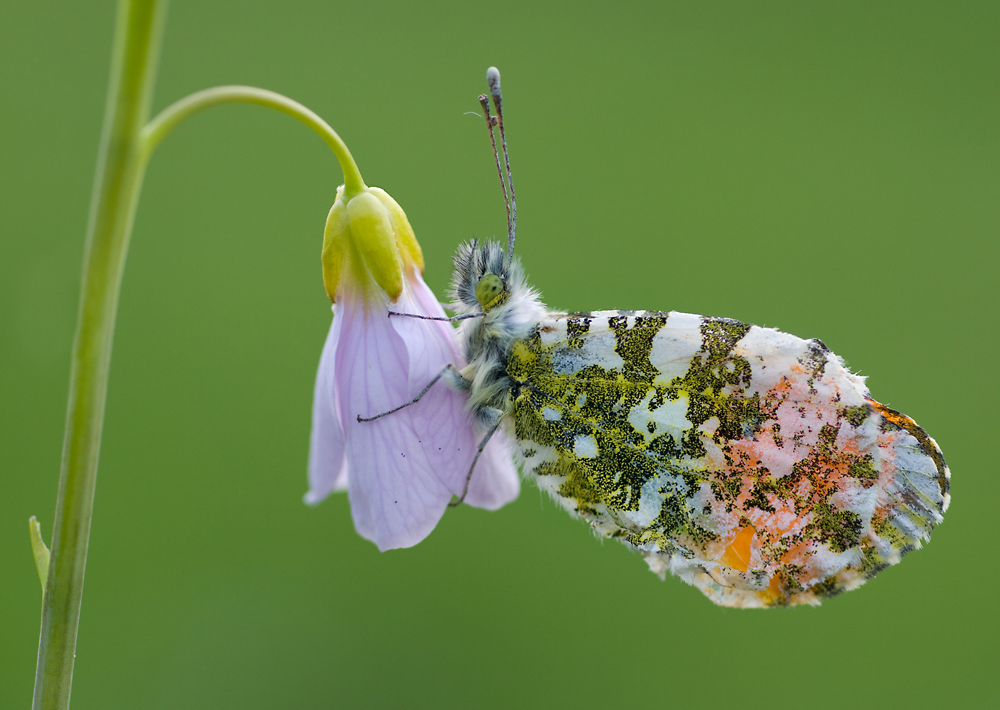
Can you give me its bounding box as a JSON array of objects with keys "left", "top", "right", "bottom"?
[{"left": 2, "top": 1, "right": 997, "bottom": 708}]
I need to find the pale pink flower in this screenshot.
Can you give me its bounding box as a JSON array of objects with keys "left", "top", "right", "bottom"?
[{"left": 305, "top": 186, "right": 518, "bottom": 550}]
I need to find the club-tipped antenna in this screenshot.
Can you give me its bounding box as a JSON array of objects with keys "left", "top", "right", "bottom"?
[
  {"left": 486, "top": 66, "right": 516, "bottom": 262},
  {"left": 479, "top": 93, "right": 511, "bottom": 249}
]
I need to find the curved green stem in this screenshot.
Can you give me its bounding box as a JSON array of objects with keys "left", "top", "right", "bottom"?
[
  {"left": 142, "top": 85, "right": 367, "bottom": 197},
  {"left": 35, "top": 3, "right": 365, "bottom": 708}
]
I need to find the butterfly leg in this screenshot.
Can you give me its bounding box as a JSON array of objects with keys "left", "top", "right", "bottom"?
[
  {"left": 387, "top": 311, "right": 484, "bottom": 323},
  {"left": 357, "top": 363, "right": 468, "bottom": 422},
  {"left": 449, "top": 418, "right": 502, "bottom": 507}
]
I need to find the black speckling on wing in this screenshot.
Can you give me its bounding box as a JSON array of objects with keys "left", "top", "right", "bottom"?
[{"left": 502, "top": 309, "right": 950, "bottom": 608}]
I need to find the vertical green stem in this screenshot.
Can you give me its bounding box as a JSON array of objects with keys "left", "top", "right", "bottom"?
[
  {"left": 34, "top": 2, "right": 366, "bottom": 706},
  {"left": 33, "top": 2, "right": 166, "bottom": 708}
]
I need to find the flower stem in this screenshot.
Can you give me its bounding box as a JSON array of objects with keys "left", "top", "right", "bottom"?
[
  {"left": 34, "top": 2, "right": 366, "bottom": 708},
  {"left": 33, "top": 1, "right": 166, "bottom": 708},
  {"left": 142, "top": 85, "right": 367, "bottom": 197}
]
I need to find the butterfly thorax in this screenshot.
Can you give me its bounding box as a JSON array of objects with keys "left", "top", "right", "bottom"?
[{"left": 448, "top": 240, "right": 547, "bottom": 427}]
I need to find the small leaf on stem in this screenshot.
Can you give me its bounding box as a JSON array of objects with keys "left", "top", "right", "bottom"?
[{"left": 28, "top": 516, "right": 50, "bottom": 592}]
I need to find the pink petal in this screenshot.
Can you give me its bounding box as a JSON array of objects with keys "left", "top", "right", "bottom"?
[
  {"left": 462, "top": 431, "right": 520, "bottom": 510},
  {"left": 390, "top": 271, "right": 519, "bottom": 511},
  {"left": 306, "top": 266, "right": 520, "bottom": 550},
  {"left": 336, "top": 289, "right": 453, "bottom": 549},
  {"left": 332, "top": 272, "right": 518, "bottom": 550},
  {"left": 305, "top": 306, "right": 348, "bottom": 505}
]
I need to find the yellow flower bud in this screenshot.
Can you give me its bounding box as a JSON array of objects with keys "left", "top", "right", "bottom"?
[
  {"left": 320, "top": 191, "right": 349, "bottom": 301},
  {"left": 368, "top": 187, "right": 424, "bottom": 274},
  {"left": 346, "top": 191, "right": 403, "bottom": 299},
  {"left": 321, "top": 185, "right": 421, "bottom": 303}
]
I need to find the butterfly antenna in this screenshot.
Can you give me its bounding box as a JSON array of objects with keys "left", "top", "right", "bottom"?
[
  {"left": 479, "top": 93, "right": 511, "bottom": 250},
  {"left": 486, "top": 66, "right": 516, "bottom": 263}
]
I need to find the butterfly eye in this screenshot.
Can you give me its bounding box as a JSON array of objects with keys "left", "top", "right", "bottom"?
[{"left": 475, "top": 273, "right": 505, "bottom": 309}]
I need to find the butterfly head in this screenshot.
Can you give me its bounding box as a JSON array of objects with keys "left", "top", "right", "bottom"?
[
  {"left": 451, "top": 239, "right": 514, "bottom": 313},
  {"left": 475, "top": 273, "right": 505, "bottom": 310}
]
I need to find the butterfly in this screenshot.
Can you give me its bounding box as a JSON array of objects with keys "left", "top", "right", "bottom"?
[{"left": 364, "top": 67, "right": 951, "bottom": 608}]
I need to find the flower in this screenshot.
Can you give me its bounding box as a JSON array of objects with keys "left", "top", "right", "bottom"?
[{"left": 306, "top": 184, "right": 520, "bottom": 550}]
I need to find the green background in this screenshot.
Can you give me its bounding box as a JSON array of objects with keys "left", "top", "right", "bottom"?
[{"left": 2, "top": 1, "right": 997, "bottom": 707}]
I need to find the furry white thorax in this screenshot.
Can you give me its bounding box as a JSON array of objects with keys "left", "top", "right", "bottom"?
[{"left": 447, "top": 240, "right": 548, "bottom": 427}]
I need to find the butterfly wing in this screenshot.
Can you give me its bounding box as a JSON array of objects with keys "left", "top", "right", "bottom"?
[{"left": 506, "top": 310, "right": 950, "bottom": 608}]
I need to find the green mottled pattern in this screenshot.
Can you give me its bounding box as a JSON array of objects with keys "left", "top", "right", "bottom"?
[{"left": 505, "top": 310, "right": 950, "bottom": 607}]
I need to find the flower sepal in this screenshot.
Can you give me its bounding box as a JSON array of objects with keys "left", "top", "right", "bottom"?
[{"left": 321, "top": 185, "right": 424, "bottom": 303}]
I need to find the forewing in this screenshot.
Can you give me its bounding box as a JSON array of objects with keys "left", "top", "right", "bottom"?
[{"left": 508, "top": 310, "right": 950, "bottom": 608}]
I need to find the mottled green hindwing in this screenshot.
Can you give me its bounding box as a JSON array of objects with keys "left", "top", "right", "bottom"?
[{"left": 505, "top": 310, "right": 950, "bottom": 608}]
